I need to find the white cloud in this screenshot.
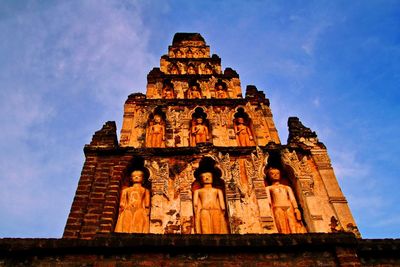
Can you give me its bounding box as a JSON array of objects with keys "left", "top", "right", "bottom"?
[
  {"left": 312, "top": 97, "right": 320, "bottom": 107},
  {"left": 0, "top": 1, "right": 154, "bottom": 237},
  {"left": 332, "top": 150, "right": 371, "bottom": 180}
]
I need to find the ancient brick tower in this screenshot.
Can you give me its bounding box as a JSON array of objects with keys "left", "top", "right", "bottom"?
[{"left": 63, "top": 33, "right": 359, "bottom": 239}]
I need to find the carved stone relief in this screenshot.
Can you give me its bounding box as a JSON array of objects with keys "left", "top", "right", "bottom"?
[
  {"left": 252, "top": 109, "right": 272, "bottom": 145},
  {"left": 199, "top": 80, "right": 212, "bottom": 98},
  {"left": 245, "top": 148, "right": 275, "bottom": 232},
  {"left": 311, "top": 149, "right": 332, "bottom": 169},
  {"left": 216, "top": 151, "right": 266, "bottom": 234},
  {"left": 111, "top": 33, "right": 360, "bottom": 237},
  {"left": 208, "top": 107, "right": 235, "bottom": 146},
  {"left": 168, "top": 47, "right": 210, "bottom": 58},
  {"left": 123, "top": 106, "right": 151, "bottom": 148},
  {"left": 281, "top": 149, "right": 314, "bottom": 196},
  {"left": 145, "top": 160, "right": 174, "bottom": 233},
  {"left": 162, "top": 58, "right": 220, "bottom": 77},
  {"left": 281, "top": 149, "right": 327, "bottom": 232},
  {"left": 171, "top": 80, "right": 187, "bottom": 99},
  {"left": 166, "top": 106, "right": 191, "bottom": 147}
]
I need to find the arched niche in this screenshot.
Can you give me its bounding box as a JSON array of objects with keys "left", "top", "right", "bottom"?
[
  {"left": 114, "top": 157, "right": 151, "bottom": 234},
  {"left": 175, "top": 48, "right": 184, "bottom": 58},
  {"left": 264, "top": 152, "right": 291, "bottom": 186},
  {"left": 214, "top": 79, "right": 228, "bottom": 98},
  {"left": 186, "top": 48, "right": 193, "bottom": 58},
  {"left": 191, "top": 157, "right": 225, "bottom": 191},
  {"left": 162, "top": 80, "right": 175, "bottom": 99},
  {"left": 264, "top": 153, "right": 307, "bottom": 234},
  {"left": 121, "top": 157, "right": 151, "bottom": 190},
  {"left": 233, "top": 107, "right": 256, "bottom": 146},
  {"left": 191, "top": 157, "right": 229, "bottom": 234},
  {"left": 169, "top": 63, "right": 180, "bottom": 74},
  {"left": 187, "top": 63, "right": 197, "bottom": 75},
  {"left": 145, "top": 107, "right": 166, "bottom": 148},
  {"left": 201, "top": 63, "right": 213, "bottom": 75},
  {"left": 189, "top": 107, "right": 211, "bottom": 146},
  {"left": 186, "top": 80, "right": 202, "bottom": 99}
]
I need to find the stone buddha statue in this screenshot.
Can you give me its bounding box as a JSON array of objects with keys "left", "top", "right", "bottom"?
[
  {"left": 215, "top": 84, "right": 228, "bottom": 98},
  {"left": 234, "top": 117, "right": 254, "bottom": 146},
  {"left": 146, "top": 115, "right": 166, "bottom": 148},
  {"left": 115, "top": 170, "right": 150, "bottom": 233},
  {"left": 190, "top": 117, "right": 209, "bottom": 146},
  {"left": 187, "top": 84, "right": 202, "bottom": 99},
  {"left": 193, "top": 171, "right": 228, "bottom": 234},
  {"left": 265, "top": 168, "right": 306, "bottom": 234}
]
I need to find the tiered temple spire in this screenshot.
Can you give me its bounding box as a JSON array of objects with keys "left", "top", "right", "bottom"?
[{"left": 63, "top": 33, "right": 359, "bottom": 238}]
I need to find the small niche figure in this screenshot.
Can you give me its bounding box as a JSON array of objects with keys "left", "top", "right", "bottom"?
[
  {"left": 115, "top": 170, "right": 150, "bottom": 233},
  {"left": 176, "top": 49, "right": 183, "bottom": 58},
  {"left": 234, "top": 117, "right": 254, "bottom": 146},
  {"left": 215, "top": 84, "right": 228, "bottom": 98},
  {"left": 190, "top": 117, "right": 209, "bottom": 146},
  {"left": 193, "top": 171, "right": 228, "bottom": 234},
  {"left": 204, "top": 64, "right": 213, "bottom": 75},
  {"left": 265, "top": 168, "right": 306, "bottom": 234},
  {"left": 146, "top": 114, "right": 165, "bottom": 148},
  {"left": 187, "top": 64, "right": 196, "bottom": 75},
  {"left": 170, "top": 64, "right": 179, "bottom": 75},
  {"left": 162, "top": 84, "right": 175, "bottom": 99},
  {"left": 187, "top": 84, "right": 202, "bottom": 99}
]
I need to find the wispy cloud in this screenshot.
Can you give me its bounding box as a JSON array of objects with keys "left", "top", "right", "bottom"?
[
  {"left": 0, "top": 1, "right": 154, "bottom": 237},
  {"left": 332, "top": 150, "right": 371, "bottom": 180},
  {"left": 301, "top": 22, "right": 332, "bottom": 56}
]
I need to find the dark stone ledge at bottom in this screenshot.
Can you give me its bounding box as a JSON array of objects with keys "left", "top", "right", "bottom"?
[{"left": 0, "top": 233, "right": 358, "bottom": 254}]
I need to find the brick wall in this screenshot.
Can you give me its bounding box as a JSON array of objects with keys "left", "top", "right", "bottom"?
[
  {"left": 1, "top": 234, "right": 399, "bottom": 266},
  {"left": 63, "top": 122, "right": 130, "bottom": 239}
]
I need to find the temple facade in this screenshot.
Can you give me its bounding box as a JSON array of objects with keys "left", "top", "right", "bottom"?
[{"left": 63, "top": 33, "right": 359, "bottom": 239}]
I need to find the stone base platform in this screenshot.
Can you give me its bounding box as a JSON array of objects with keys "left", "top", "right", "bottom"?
[{"left": 1, "top": 233, "right": 399, "bottom": 266}]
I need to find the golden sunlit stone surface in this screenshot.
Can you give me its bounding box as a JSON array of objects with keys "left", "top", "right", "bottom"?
[{"left": 63, "top": 33, "right": 359, "bottom": 238}]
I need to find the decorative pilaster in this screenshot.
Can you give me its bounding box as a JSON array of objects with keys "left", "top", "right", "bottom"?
[{"left": 311, "top": 148, "right": 360, "bottom": 237}]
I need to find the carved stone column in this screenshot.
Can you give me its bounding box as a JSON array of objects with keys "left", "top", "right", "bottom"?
[
  {"left": 246, "top": 148, "right": 276, "bottom": 233},
  {"left": 281, "top": 149, "right": 320, "bottom": 232},
  {"left": 145, "top": 160, "right": 170, "bottom": 234},
  {"left": 217, "top": 153, "right": 242, "bottom": 233},
  {"left": 178, "top": 163, "right": 196, "bottom": 234}
]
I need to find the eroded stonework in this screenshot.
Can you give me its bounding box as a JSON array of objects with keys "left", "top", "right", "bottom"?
[{"left": 63, "top": 33, "right": 359, "bottom": 239}]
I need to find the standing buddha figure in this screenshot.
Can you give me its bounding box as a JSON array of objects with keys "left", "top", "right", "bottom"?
[
  {"left": 187, "top": 84, "right": 202, "bottom": 99},
  {"left": 265, "top": 168, "right": 306, "bottom": 234},
  {"left": 234, "top": 117, "right": 254, "bottom": 146},
  {"left": 115, "top": 170, "right": 150, "bottom": 233},
  {"left": 162, "top": 83, "right": 175, "bottom": 99},
  {"left": 215, "top": 84, "right": 228, "bottom": 98},
  {"left": 193, "top": 171, "right": 228, "bottom": 234},
  {"left": 146, "top": 115, "right": 166, "bottom": 148},
  {"left": 190, "top": 117, "right": 209, "bottom": 146}
]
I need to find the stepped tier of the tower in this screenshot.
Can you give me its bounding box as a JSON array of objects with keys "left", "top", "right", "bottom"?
[
  {"left": 146, "top": 33, "right": 242, "bottom": 99},
  {"left": 63, "top": 122, "right": 359, "bottom": 238},
  {"left": 120, "top": 87, "right": 280, "bottom": 148},
  {"left": 63, "top": 33, "right": 359, "bottom": 239}
]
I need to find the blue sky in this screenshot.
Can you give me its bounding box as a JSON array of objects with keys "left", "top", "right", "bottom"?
[{"left": 0, "top": 1, "right": 399, "bottom": 238}]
